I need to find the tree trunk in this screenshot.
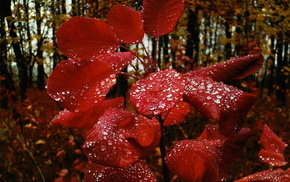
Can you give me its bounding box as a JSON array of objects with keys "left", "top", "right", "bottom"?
[
  {"left": 185, "top": 7, "right": 201, "bottom": 68},
  {"left": 0, "top": 2, "right": 16, "bottom": 108},
  {"left": 5, "top": 0, "right": 28, "bottom": 99},
  {"left": 35, "top": 0, "right": 45, "bottom": 90},
  {"left": 224, "top": 20, "right": 232, "bottom": 59},
  {"left": 276, "top": 34, "right": 287, "bottom": 105}
]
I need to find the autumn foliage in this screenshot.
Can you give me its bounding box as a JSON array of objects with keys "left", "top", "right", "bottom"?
[{"left": 1, "top": 0, "right": 289, "bottom": 181}]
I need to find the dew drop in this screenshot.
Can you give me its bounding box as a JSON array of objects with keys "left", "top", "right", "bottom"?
[{"left": 99, "top": 145, "right": 107, "bottom": 151}]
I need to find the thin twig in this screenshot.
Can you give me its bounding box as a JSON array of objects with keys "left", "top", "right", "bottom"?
[
  {"left": 157, "top": 115, "right": 170, "bottom": 182},
  {"left": 16, "top": 134, "right": 46, "bottom": 182}
]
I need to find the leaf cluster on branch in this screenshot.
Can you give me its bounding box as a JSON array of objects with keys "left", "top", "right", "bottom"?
[{"left": 45, "top": 0, "right": 289, "bottom": 181}]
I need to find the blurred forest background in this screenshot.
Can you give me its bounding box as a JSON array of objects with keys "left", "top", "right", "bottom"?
[{"left": 0, "top": 0, "right": 289, "bottom": 181}]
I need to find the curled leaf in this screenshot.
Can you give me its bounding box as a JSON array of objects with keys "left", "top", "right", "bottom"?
[
  {"left": 259, "top": 124, "right": 288, "bottom": 153},
  {"left": 258, "top": 124, "right": 288, "bottom": 167},
  {"left": 107, "top": 5, "right": 144, "bottom": 44},
  {"left": 141, "top": 0, "right": 184, "bottom": 38},
  {"left": 46, "top": 59, "right": 116, "bottom": 112},
  {"left": 82, "top": 108, "right": 161, "bottom": 167},
  {"left": 258, "top": 149, "right": 287, "bottom": 167},
  {"left": 83, "top": 160, "right": 157, "bottom": 181},
  {"left": 56, "top": 17, "right": 119, "bottom": 59},
  {"left": 234, "top": 168, "right": 290, "bottom": 182},
  {"left": 51, "top": 97, "right": 124, "bottom": 130},
  {"left": 130, "top": 69, "right": 185, "bottom": 115},
  {"left": 165, "top": 139, "right": 224, "bottom": 182},
  {"left": 165, "top": 126, "right": 252, "bottom": 182},
  {"left": 184, "top": 76, "right": 256, "bottom": 137},
  {"left": 184, "top": 53, "right": 264, "bottom": 82}
]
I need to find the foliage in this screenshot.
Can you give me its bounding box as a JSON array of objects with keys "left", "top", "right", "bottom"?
[{"left": 43, "top": 0, "right": 290, "bottom": 181}]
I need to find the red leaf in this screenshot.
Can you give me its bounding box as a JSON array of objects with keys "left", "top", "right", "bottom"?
[
  {"left": 82, "top": 108, "right": 161, "bottom": 167},
  {"left": 258, "top": 124, "right": 288, "bottom": 167},
  {"left": 83, "top": 160, "right": 157, "bottom": 181},
  {"left": 165, "top": 127, "right": 252, "bottom": 182},
  {"left": 184, "top": 76, "right": 256, "bottom": 137},
  {"left": 234, "top": 168, "right": 290, "bottom": 182},
  {"left": 130, "top": 69, "right": 185, "bottom": 115},
  {"left": 107, "top": 5, "right": 144, "bottom": 44},
  {"left": 197, "top": 125, "right": 227, "bottom": 141},
  {"left": 98, "top": 52, "right": 135, "bottom": 72},
  {"left": 184, "top": 53, "right": 264, "bottom": 82},
  {"left": 165, "top": 139, "right": 224, "bottom": 182},
  {"left": 46, "top": 59, "right": 116, "bottom": 112},
  {"left": 234, "top": 169, "right": 272, "bottom": 182},
  {"left": 162, "top": 101, "right": 191, "bottom": 126},
  {"left": 141, "top": 0, "right": 184, "bottom": 38},
  {"left": 258, "top": 149, "right": 287, "bottom": 167},
  {"left": 259, "top": 124, "right": 288, "bottom": 153},
  {"left": 56, "top": 17, "right": 119, "bottom": 59},
  {"left": 198, "top": 125, "right": 252, "bottom": 177},
  {"left": 51, "top": 97, "right": 124, "bottom": 129}
]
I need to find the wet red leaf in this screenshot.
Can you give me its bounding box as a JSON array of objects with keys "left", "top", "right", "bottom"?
[
  {"left": 141, "top": 0, "right": 184, "bottom": 38},
  {"left": 234, "top": 168, "right": 290, "bottom": 182},
  {"left": 107, "top": 5, "right": 144, "bottom": 44},
  {"left": 98, "top": 52, "right": 135, "bottom": 72},
  {"left": 51, "top": 97, "right": 124, "bottom": 129},
  {"left": 83, "top": 160, "right": 157, "bottom": 181},
  {"left": 130, "top": 69, "right": 185, "bottom": 115},
  {"left": 56, "top": 17, "right": 119, "bottom": 59},
  {"left": 82, "top": 108, "right": 161, "bottom": 167},
  {"left": 46, "top": 59, "right": 116, "bottom": 112},
  {"left": 162, "top": 101, "right": 191, "bottom": 126},
  {"left": 259, "top": 124, "right": 288, "bottom": 153},
  {"left": 184, "top": 76, "right": 257, "bottom": 137},
  {"left": 165, "top": 126, "right": 252, "bottom": 182},
  {"left": 165, "top": 139, "right": 224, "bottom": 182},
  {"left": 184, "top": 53, "right": 264, "bottom": 82},
  {"left": 197, "top": 125, "right": 227, "bottom": 141},
  {"left": 258, "top": 124, "right": 288, "bottom": 167},
  {"left": 258, "top": 149, "right": 287, "bottom": 167}
]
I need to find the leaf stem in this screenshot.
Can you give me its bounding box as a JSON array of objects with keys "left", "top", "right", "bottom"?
[
  {"left": 157, "top": 115, "right": 170, "bottom": 182},
  {"left": 120, "top": 44, "right": 150, "bottom": 71},
  {"left": 117, "top": 72, "right": 139, "bottom": 80}
]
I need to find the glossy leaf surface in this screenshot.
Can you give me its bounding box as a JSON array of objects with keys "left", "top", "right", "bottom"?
[
  {"left": 184, "top": 53, "right": 264, "bottom": 82},
  {"left": 83, "top": 160, "right": 157, "bottom": 181},
  {"left": 259, "top": 124, "right": 288, "bottom": 153},
  {"left": 107, "top": 5, "right": 144, "bottom": 44},
  {"left": 184, "top": 76, "right": 257, "bottom": 137},
  {"left": 258, "top": 124, "right": 288, "bottom": 167},
  {"left": 162, "top": 101, "right": 190, "bottom": 126},
  {"left": 165, "top": 126, "right": 252, "bottom": 181},
  {"left": 258, "top": 149, "right": 287, "bottom": 167},
  {"left": 46, "top": 59, "right": 116, "bottom": 112},
  {"left": 98, "top": 52, "right": 135, "bottom": 72},
  {"left": 51, "top": 97, "right": 124, "bottom": 129},
  {"left": 56, "top": 17, "right": 119, "bottom": 59},
  {"left": 82, "top": 108, "right": 161, "bottom": 167},
  {"left": 234, "top": 168, "right": 290, "bottom": 182},
  {"left": 141, "top": 0, "right": 184, "bottom": 38},
  {"left": 165, "top": 139, "right": 224, "bottom": 182},
  {"left": 130, "top": 69, "right": 185, "bottom": 115}
]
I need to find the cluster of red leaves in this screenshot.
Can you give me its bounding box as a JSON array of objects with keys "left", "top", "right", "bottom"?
[
  {"left": 233, "top": 124, "right": 289, "bottom": 181},
  {"left": 44, "top": 0, "right": 287, "bottom": 181}
]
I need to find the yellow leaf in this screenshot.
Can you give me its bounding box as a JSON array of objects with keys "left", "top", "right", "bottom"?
[{"left": 35, "top": 139, "right": 46, "bottom": 145}]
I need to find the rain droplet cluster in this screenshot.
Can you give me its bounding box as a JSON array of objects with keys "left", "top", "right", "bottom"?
[{"left": 130, "top": 69, "right": 185, "bottom": 115}]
